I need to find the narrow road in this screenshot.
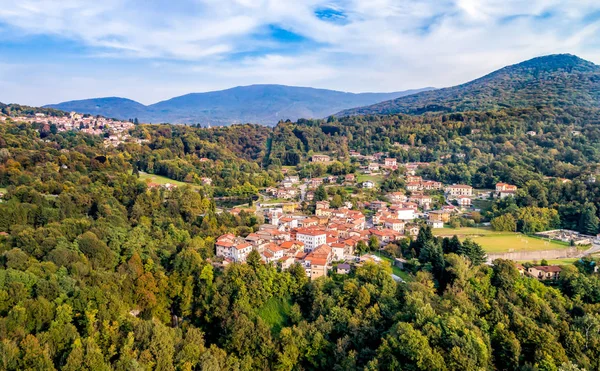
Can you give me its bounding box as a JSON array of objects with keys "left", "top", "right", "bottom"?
[{"left": 582, "top": 243, "right": 600, "bottom": 256}]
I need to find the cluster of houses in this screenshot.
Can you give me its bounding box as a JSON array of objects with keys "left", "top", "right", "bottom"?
[
  {"left": 11, "top": 111, "right": 140, "bottom": 147},
  {"left": 443, "top": 182, "right": 518, "bottom": 208},
  {"left": 265, "top": 173, "right": 359, "bottom": 201},
  {"left": 215, "top": 201, "right": 419, "bottom": 280},
  {"left": 495, "top": 182, "right": 518, "bottom": 199},
  {"left": 265, "top": 175, "right": 301, "bottom": 200},
  {"left": 406, "top": 175, "right": 443, "bottom": 192},
  {"left": 315, "top": 152, "right": 431, "bottom": 180},
  {"left": 444, "top": 184, "right": 474, "bottom": 207}
]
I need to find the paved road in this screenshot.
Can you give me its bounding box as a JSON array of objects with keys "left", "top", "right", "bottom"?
[{"left": 583, "top": 243, "right": 600, "bottom": 256}]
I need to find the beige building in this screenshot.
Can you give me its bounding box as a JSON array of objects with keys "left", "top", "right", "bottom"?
[
  {"left": 445, "top": 184, "right": 473, "bottom": 196},
  {"left": 528, "top": 266, "right": 562, "bottom": 280}
]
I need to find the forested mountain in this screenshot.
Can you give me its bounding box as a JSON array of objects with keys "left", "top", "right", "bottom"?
[
  {"left": 337, "top": 54, "right": 600, "bottom": 116},
  {"left": 43, "top": 97, "right": 149, "bottom": 120},
  {"left": 45, "top": 85, "right": 433, "bottom": 125}
]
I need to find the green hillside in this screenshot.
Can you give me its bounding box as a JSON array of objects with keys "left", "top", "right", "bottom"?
[{"left": 338, "top": 54, "right": 600, "bottom": 116}]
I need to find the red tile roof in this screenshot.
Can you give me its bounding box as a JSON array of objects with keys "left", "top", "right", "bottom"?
[
  {"left": 234, "top": 243, "right": 252, "bottom": 250},
  {"left": 534, "top": 266, "right": 562, "bottom": 273}
]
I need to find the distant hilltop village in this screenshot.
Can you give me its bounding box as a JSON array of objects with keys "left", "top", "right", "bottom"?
[{"left": 0, "top": 110, "right": 143, "bottom": 147}]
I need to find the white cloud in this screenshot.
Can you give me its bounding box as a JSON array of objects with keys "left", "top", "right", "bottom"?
[{"left": 0, "top": 0, "right": 598, "bottom": 105}]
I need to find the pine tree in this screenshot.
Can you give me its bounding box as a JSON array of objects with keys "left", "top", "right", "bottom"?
[
  {"left": 419, "top": 240, "right": 446, "bottom": 285},
  {"left": 459, "top": 238, "right": 487, "bottom": 265},
  {"left": 578, "top": 203, "right": 599, "bottom": 235},
  {"left": 412, "top": 226, "right": 434, "bottom": 257},
  {"left": 442, "top": 235, "right": 462, "bottom": 254}
]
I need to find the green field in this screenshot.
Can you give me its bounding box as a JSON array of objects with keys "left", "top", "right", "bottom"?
[
  {"left": 357, "top": 173, "right": 385, "bottom": 185},
  {"left": 0, "top": 187, "right": 7, "bottom": 194},
  {"left": 138, "top": 172, "right": 197, "bottom": 188},
  {"left": 541, "top": 258, "right": 580, "bottom": 265},
  {"left": 261, "top": 198, "right": 291, "bottom": 204},
  {"left": 433, "top": 227, "right": 568, "bottom": 253},
  {"left": 257, "top": 297, "right": 292, "bottom": 334}
]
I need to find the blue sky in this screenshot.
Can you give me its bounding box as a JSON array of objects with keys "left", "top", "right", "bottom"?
[{"left": 0, "top": 0, "right": 599, "bottom": 106}]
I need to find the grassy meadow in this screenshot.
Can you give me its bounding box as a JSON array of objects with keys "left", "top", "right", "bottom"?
[{"left": 433, "top": 227, "right": 569, "bottom": 253}]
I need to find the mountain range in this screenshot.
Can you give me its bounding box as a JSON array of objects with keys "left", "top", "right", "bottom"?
[
  {"left": 44, "top": 85, "right": 434, "bottom": 126},
  {"left": 337, "top": 54, "right": 600, "bottom": 117},
  {"left": 37, "top": 54, "right": 600, "bottom": 125}
]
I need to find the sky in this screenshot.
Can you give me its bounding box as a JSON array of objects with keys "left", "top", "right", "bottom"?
[{"left": 0, "top": 0, "right": 599, "bottom": 106}]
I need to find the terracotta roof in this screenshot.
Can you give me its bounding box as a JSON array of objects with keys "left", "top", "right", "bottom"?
[
  {"left": 280, "top": 240, "right": 303, "bottom": 249},
  {"left": 310, "top": 259, "right": 327, "bottom": 266},
  {"left": 234, "top": 243, "right": 252, "bottom": 250},
  {"left": 534, "top": 266, "right": 562, "bottom": 273},
  {"left": 312, "top": 244, "right": 332, "bottom": 255},
  {"left": 296, "top": 228, "right": 327, "bottom": 236},
  {"left": 266, "top": 243, "right": 284, "bottom": 252}
]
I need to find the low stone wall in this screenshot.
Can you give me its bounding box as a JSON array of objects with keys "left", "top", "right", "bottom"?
[{"left": 486, "top": 247, "right": 580, "bottom": 263}]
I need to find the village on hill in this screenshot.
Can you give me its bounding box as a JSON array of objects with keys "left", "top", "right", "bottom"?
[
  {"left": 4, "top": 108, "right": 599, "bottom": 283},
  {"left": 1, "top": 110, "right": 140, "bottom": 147},
  {"left": 211, "top": 151, "right": 595, "bottom": 281}
]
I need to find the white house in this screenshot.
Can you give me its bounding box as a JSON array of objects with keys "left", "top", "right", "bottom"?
[
  {"left": 368, "top": 163, "right": 380, "bottom": 171},
  {"left": 457, "top": 196, "right": 472, "bottom": 207},
  {"left": 296, "top": 229, "right": 327, "bottom": 252},
  {"left": 446, "top": 184, "right": 473, "bottom": 197},
  {"left": 384, "top": 158, "right": 397, "bottom": 167},
  {"left": 215, "top": 234, "right": 254, "bottom": 262},
  {"left": 427, "top": 220, "right": 444, "bottom": 229},
  {"left": 330, "top": 242, "right": 346, "bottom": 261},
  {"left": 362, "top": 181, "right": 375, "bottom": 189},
  {"left": 396, "top": 208, "right": 415, "bottom": 221},
  {"left": 232, "top": 243, "right": 253, "bottom": 262},
  {"left": 384, "top": 218, "right": 406, "bottom": 233}
]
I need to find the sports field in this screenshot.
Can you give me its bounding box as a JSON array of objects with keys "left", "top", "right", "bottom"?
[{"left": 433, "top": 227, "right": 568, "bottom": 253}]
